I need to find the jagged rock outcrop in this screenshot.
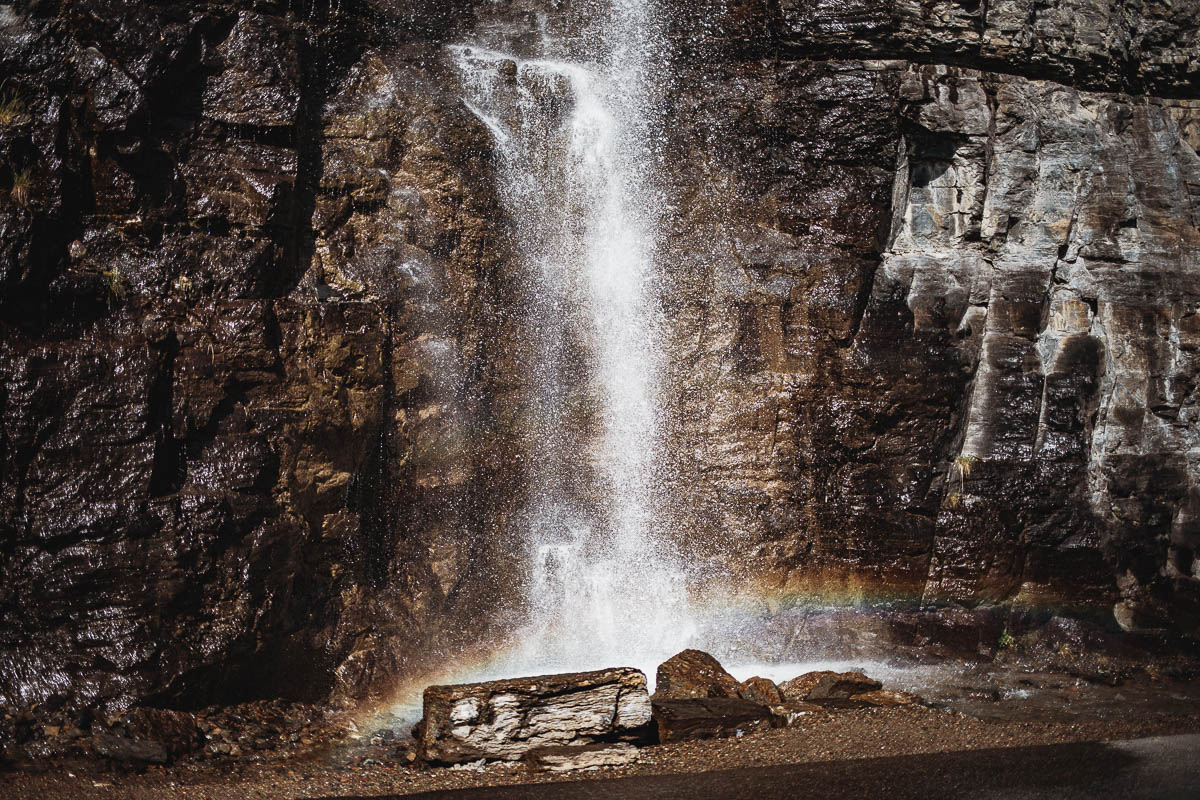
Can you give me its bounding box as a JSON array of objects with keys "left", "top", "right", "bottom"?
[{"left": 0, "top": 0, "right": 1197, "bottom": 716}]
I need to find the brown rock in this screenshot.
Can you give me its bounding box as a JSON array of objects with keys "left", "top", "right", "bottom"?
[
  {"left": 780, "top": 671, "right": 883, "bottom": 702},
  {"left": 116, "top": 708, "right": 203, "bottom": 758},
  {"left": 654, "top": 649, "right": 741, "bottom": 700},
  {"left": 91, "top": 733, "right": 168, "bottom": 764},
  {"left": 738, "top": 676, "right": 784, "bottom": 706},
  {"left": 652, "top": 698, "right": 778, "bottom": 743}
]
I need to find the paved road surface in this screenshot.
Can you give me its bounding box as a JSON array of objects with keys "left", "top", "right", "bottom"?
[{"left": 319, "top": 734, "right": 1200, "bottom": 800}]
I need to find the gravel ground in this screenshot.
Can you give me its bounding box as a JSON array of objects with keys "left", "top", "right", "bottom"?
[{"left": 6, "top": 703, "right": 1200, "bottom": 800}]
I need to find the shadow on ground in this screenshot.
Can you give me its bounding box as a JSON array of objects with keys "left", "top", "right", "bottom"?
[{"left": 319, "top": 735, "right": 1200, "bottom": 800}]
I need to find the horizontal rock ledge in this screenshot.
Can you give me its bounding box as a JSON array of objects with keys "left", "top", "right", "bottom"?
[
  {"left": 415, "top": 667, "right": 653, "bottom": 765},
  {"left": 523, "top": 742, "right": 641, "bottom": 772}
]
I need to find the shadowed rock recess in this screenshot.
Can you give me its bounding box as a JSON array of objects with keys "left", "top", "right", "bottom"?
[{"left": 0, "top": 0, "right": 1197, "bottom": 714}]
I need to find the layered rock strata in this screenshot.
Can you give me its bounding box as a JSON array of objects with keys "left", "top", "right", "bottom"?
[{"left": 414, "top": 668, "right": 654, "bottom": 765}]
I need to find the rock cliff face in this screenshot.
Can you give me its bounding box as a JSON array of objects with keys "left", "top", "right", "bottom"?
[{"left": 0, "top": 0, "right": 1197, "bottom": 712}]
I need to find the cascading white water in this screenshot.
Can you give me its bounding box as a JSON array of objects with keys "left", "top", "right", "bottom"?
[{"left": 450, "top": 1, "right": 698, "bottom": 681}]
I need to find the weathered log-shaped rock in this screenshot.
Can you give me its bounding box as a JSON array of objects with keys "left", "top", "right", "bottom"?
[
  {"left": 522, "top": 742, "right": 640, "bottom": 772},
  {"left": 652, "top": 698, "right": 778, "bottom": 743},
  {"left": 415, "top": 668, "right": 653, "bottom": 765},
  {"left": 654, "top": 649, "right": 742, "bottom": 700},
  {"left": 780, "top": 671, "right": 883, "bottom": 702}
]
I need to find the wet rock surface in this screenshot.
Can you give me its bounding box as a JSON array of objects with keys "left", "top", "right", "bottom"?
[
  {"left": 737, "top": 676, "right": 785, "bottom": 706},
  {"left": 414, "top": 669, "right": 654, "bottom": 765},
  {"left": 0, "top": 0, "right": 1197, "bottom": 733},
  {"left": 653, "top": 649, "right": 743, "bottom": 700},
  {"left": 0, "top": 0, "right": 520, "bottom": 716},
  {"left": 652, "top": 697, "right": 777, "bottom": 743},
  {"left": 0, "top": 698, "right": 354, "bottom": 770},
  {"left": 780, "top": 671, "right": 883, "bottom": 703}
]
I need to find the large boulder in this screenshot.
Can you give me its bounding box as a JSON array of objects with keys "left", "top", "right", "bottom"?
[
  {"left": 780, "top": 671, "right": 883, "bottom": 703},
  {"left": 653, "top": 649, "right": 742, "bottom": 700},
  {"left": 415, "top": 668, "right": 653, "bottom": 765}
]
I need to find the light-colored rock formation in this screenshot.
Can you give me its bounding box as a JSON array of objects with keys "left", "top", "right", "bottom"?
[
  {"left": 523, "top": 742, "right": 640, "bottom": 772},
  {"left": 415, "top": 668, "right": 653, "bottom": 765}
]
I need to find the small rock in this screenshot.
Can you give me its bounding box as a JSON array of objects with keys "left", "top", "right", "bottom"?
[
  {"left": 738, "top": 676, "right": 784, "bottom": 706},
  {"left": 92, "top": 733, "right": 168, "bottom": 764},
  {"left": 654, "top": 650, "right": 742, "bottom": 700},
  {"left": 116, "top": 708, "right": 203, "bottom": 759},
  {"left": 780, "top": 671, "right": 882, "bottom": 702},
  {"left": 768, "top": 701, "right": 825, "bottom": 726}
]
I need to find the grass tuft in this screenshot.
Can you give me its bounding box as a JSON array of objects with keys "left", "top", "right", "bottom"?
[
  {"left": 9, "top": 168, "right": 32, "bottom": 205},
  {"left": 102, "top": 267, "right": 126, "bottom": 302},
  {"left": 0, "top": 80, "right": 26, "bottom": 126}
]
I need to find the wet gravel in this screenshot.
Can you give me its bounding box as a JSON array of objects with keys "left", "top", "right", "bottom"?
[{"left": 6, "top": 701, "right": 1200, "bottom": 799}]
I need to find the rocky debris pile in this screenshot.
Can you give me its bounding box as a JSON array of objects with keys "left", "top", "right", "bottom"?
[
  {"left": 414, "top": 668, "right": 654, "bottom": 766},
  {"left": 648, "top": 651, "right": 921, "bottom": 744},
  {"left": 0, "top": 700, "right": 354, "bottom": 770},
  {"left": 413, "top": 653, "right": 923, "bottom": 766}
]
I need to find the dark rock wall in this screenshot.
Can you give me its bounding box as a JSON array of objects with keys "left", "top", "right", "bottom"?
[
  {"left": 0, "top": 0, "right": 521, "bottom": 711},
  {"left": 0, "top": 0, "right": 1197, "bottom": 712}
]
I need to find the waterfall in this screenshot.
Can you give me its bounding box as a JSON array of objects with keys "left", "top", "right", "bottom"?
[{"left": 449, "top": 2, "right": 697, "bottom": 680}]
